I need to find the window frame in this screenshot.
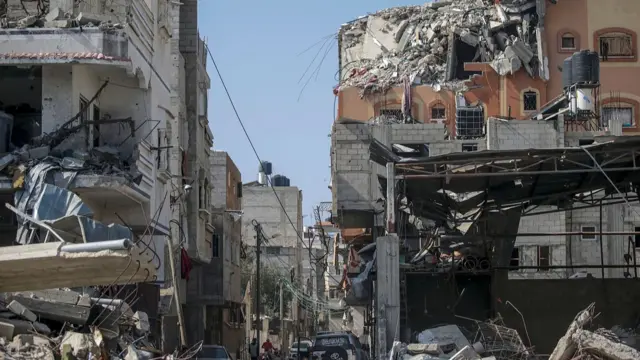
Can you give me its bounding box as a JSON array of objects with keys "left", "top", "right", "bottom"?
[
  {"left": 522, "top": 91, "right": 538, "bottom": 112},
  {"left": 430, "top": 104, "right": 446, "bottom": 121},
  {"left": 560, "top": 34, "right": 576, "bottom": 50},
  {"left": 601, "top": 105, "right": 634, "bottom": 128},
  {"left": 581, "top": 225, "right": 597, "bottom": 241},
  {"left": 594, "top": 28, "right": 637, "bottom": 62},
  {"left": 537, "top": 246, "right": 550, "bottom": 272}
]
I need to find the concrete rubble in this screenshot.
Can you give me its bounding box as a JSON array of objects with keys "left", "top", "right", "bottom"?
[
  {"left": 0, "top": 289, "right": 199, "bottom": 359},
  {"left": 389, "top": 303, "right": 640, "bottom": 360},
  {"left": 0, "top": 4, "right": 123, "bottom": 30},
  {"left": 338, "top": 0, "right": 544, "bottom": 95}
]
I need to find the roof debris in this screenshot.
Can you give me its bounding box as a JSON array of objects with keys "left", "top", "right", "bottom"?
[{"left": 338, "top": 0, "right": 544, "bottom": 95}]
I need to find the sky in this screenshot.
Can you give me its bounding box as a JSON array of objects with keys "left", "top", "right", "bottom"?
[{"left": 199, "top": 0, "right": 423, "bottom": 225}]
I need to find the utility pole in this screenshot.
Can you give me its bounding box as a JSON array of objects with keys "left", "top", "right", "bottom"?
[
  {"left": 253, "top": 220, "right": 262, "bottom": 347},
  {"left": 279, "top": 282, "right": 284, "bottom": 351}
]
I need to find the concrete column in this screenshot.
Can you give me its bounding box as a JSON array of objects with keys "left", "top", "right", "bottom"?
[
  {"left": 376, "top": 235, "right": 400, "bottom": 358},
  {"left": 41, "top": 65, "right": 73, "bottom": 134},
  {"left": 607, "top": 204, "right": 624, "bottom": 278}
]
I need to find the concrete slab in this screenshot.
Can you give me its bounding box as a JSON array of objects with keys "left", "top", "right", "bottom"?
[{"left": 0, "top": 242, "right": 156, "bottom": 292}]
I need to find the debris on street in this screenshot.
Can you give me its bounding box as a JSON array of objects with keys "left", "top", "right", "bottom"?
[
  {"left": 338, "top": 0, "right": 545, "bottom": 95},
  {"left": 389, "top": 303, "right": 640, "bottom": 360}
]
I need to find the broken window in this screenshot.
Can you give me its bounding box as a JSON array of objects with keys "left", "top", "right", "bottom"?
[
  {"left": 601, "top": 106, "right": 634, "bottom": 128},
  {"left": 561, "top": 34, "right": 575, "bottom": 50},
  {"left": 266, "top": 246, "right": 281, "bottom": 255},
  {"left": 461, "top": 143, "right": 478, "bottom": 152},
  {"left": 581, "top": 225, "right": 597, "bottom": 241},
  {"left": 92, "top": 104, "right": 101, "bottom": 147},
  {"left": 380, "top": 108, "right": 403, "bottom": 120},
  {"left": 212, "top": 233, "right": 220, "bottom": 257},
  {"left": 79, "top": 96, "right": 90, "bottom": 126},
  {"left": 510, "top": 247, "right": 520, "bottom": 271},
  {"left": 537, "top": 246, "right": 550, "bottom": 271},
  {"left": 431, "top": 104, "right": 446, "bottom": 120},
  {"left": 523, "top": 91, "right": 538, "bottom": 111},
  {"left": 635, "top": 227, "right": 640, "bottom": 248},
  {"left": 599, "top": 32, "right": 634, "bottom": 59}
]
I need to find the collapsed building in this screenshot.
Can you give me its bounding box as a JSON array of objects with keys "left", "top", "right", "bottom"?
[{"left": 330, "top": 0, "right": 640, "bottom": 359}]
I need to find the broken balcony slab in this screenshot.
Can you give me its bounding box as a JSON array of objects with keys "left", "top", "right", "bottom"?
[
  {"left": 53, "top": 173, "right": 151, "bottom": 207},
  {"left": 0, "top": 241, "right": 157, "bottom": 292}
]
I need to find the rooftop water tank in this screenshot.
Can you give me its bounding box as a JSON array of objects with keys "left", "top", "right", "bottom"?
[
  {"left": 571, "top": 50, "right": 595, "bottom": 84},
  {"left": 272, "top": 175, "right": 290, "bottom": 187},
  {"left": 259, "top": 161, "right": 273, "bottom": 175},
  {"left": 562, "top": 57, "right": 573, "bottom": 89}
]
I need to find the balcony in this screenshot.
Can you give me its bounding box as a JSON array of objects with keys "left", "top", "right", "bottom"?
[{"left": 0, "top": 0, "right": 154, "bottom": 86}]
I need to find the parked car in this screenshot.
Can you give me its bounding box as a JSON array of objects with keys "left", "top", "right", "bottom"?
[
  {"left": 311, "top": 332, "right": 368, "bottom": 360},
  {"left": 196, "top": 345, "right": 233, "bottom": 360},
  {"left": 288, "top": 340, "right": 312, "bottom": 360}
]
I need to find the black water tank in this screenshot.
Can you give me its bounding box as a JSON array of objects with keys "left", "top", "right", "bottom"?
[
  {"left": 562, "top": 56, "right": 573, "bottom": 89},
  {"left": 571, "top": 50, "right": 594, "bottom": 84},
  {"left": 588, "top": 50, "right": 600, "bottom": 83},
  {"left": 272, "top": 174, "right": 290, "bottom": 187},
  {"left": 259, "top": 161, "right": 272, "bottom": 175}
]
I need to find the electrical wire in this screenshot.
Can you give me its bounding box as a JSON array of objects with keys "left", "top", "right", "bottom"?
[{"left": 205, "top": 44, "right": 344, "bottom": 286}]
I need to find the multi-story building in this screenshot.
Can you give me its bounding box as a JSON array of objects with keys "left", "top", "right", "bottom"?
[
  {"left": 241, "top": 172, "right": 307, "bottom": 333},
  {"left": 331, "top": 0, "right": 640, "bottom": 354},
  {"left": 208, "top": 151, "right": 244, "bottom": 353},
  {"left": 0, "top": 0, "right": 197, "bottom": 350}
]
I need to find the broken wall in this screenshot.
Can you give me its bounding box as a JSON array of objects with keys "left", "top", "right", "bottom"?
[{"left": 331, "top": 121, "right": 486, "bottom": 228}]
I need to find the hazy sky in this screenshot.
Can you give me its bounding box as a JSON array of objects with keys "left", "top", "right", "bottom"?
[{"left": 200, "top": 0, "right": 423, "bottom": 224}]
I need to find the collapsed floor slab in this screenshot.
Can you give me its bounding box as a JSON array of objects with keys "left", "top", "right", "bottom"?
[{"left": 0, "top": 241, "right": 156, "bottom": 292}]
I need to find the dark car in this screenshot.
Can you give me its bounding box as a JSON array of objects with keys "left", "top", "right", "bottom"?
[
  {"left": 311, "top": 332, "right": 368, "bottom": 360},
  {"left": 196, "top": 345, "right": 233, "bottom": 360}
]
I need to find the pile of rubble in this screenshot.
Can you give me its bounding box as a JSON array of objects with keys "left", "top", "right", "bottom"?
[
  {"left": 391, "top": 303, "right": 640, "bottom": 360},
  {"left": 338, "top": 0, "right": 543, "bottom": 95},
  {"left": 1, "top": 4, "right": 123, "bottom": 30},
  {"left": 0, "top": 289, "right": 191, "bottom": 359}
]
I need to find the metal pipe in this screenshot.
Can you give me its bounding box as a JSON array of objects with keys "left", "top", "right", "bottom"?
[
  {"left": 397, "top": 167, "right": 636, "bottom": 179},
  {"left": 599, "top": 201, "right": 605, "bottom": 279},
  {"left": 443, "top": 231, "right": 640, "bottom": 238},
  {"left": 91, "top": 298, "right": 124, "bottom": 306},
  {"left": 59, "top": 239, "right": 132, "bottom": 253}
]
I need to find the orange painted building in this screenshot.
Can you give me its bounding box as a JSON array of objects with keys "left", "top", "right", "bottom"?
[{"left": 337, "top": 0, "right": 640, "bottom": 134}]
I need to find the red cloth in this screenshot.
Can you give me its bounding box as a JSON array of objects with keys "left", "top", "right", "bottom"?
[
  {"left": 180, "top": 248, "right": 192, "bottom": 280},
  {"left": 262, "top": 341, "right": 273, "bottom": 352}
]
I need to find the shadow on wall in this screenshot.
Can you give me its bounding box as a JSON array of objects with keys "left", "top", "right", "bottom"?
[{"left": 493, "top": 277, "right": 640, "bottom": 354}]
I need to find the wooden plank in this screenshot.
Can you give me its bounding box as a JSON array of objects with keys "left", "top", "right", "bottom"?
[{"left": 8, "top": 295, "right": 98, "bottom": 325}]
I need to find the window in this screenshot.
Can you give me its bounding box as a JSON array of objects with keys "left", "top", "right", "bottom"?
[
  {"left": 78, "top": 96, "right": 89, "bottom": 127},
  {"left": 266, "top": 246, "right": 281, "bottom": 255},
  {"left": 509, "top": 247, "right": 519, "bottom": 271},
  {"left": 379, "top": 108, "right": 403, "bottom": 120},
  {"left": 212, "top": 233, "right": 220, "bottom": 257},
  {"left": 237, "top": 182, "right": 243, "bottom": 198},
  {"left": 198, "top": 89, "right": 207, "bottom": 116},
  {"left": 601, "top": 106, "right": 634, "bottom": 128},
  {"left": 581, "top": 225, "right": 597, "bottom": 241},
  {"left": 431, "top": 104, "right": 446, "bottom": 120},
  {"left": 561, "top": 34, "right": 575, "bottom": 50},
  {"left": 635, "top": 227, "right": 640, "bottom": 248},
  {"left": 92, "top": 105, "right": 100, "bottom": 147},
  {"left": 537, "top": 246, "right": 550, "bottom": 271},
  {"left": 461, "top": 144, "right": 478, "bottom": 152},
  {"left": 523, "top": 91, "right": 538, "bottom": 111},
  {"left": 599, "top": 31, "right": 634, "bottom": 60}
]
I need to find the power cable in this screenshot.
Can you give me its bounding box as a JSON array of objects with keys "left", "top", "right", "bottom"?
[{"left": 205, "top": 44, "right": 344, "bottom": 285}]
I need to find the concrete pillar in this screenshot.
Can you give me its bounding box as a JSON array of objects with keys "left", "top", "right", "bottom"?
[
  {"left": 376, "top": 235, "right": 400, "bottom": 358},
  {"left": 607, "top": 204, "right": 625, "bottom": 278}
]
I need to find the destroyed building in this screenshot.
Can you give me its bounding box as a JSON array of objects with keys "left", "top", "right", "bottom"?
[
  {"left": 330, "top": 0, "right": 640, "bottom": 358},
  {"left": 0, "top": 0, "right": 231, "bottom": 357}
]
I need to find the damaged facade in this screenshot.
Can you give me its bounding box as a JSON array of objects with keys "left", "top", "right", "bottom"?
[
  {"left": 331, "top": 0, "right": 640, "bottom": 359},
  {"left": 0, "top": 0, "right": 232, "bottom": 357}
]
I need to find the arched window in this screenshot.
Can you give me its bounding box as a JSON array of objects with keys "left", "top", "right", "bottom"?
[
  {"left": 561, "top": 33, "right": 575, "bottom": 50},
  {"left": 431, "top": 103, "right": 446, "bottom": 121},
  {"left": 594, "top": 28, "right": 637, "bottom": 62},
  {"left": 600, "top": 97, "right": 639, "bottom": 132}
]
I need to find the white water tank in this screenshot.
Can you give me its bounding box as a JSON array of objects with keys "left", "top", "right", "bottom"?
[{"left": 569, "top": 88, "right": 595, "bottom": 113}]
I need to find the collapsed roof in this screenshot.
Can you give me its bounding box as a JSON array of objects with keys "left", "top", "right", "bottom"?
[{"left": 338, "top": 0, "right": 547, "bottom": 95}]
